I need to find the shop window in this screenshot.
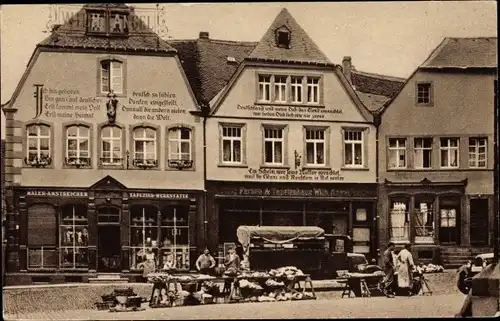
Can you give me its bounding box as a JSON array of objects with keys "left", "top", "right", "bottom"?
[
  {"left": 305, "top": 128, "right": 325, "bottom": 166},
  {"left": 414, "top": 197, "right": 435, "bottom": 244},
  {"left": 60, "top": 204, "right": 88, "bottom": 268},
  {"left": 25, "top": 124, "right": 52, "bottom": 167},
  {"left": 352, "top": 227, "right": 370, "bottom": 254},
  {"left": 258, "top": 75, "right": 271, "bottom": 102},
  {"left": 262, "top": 200, "right": 303, "bottom": 226},
  {"left": 221, "top": 125, "right": 244, "bottom": 164},
  {"left": 130, "top": 205, "right": 159, "bottom": 270},
  {"left": 414, "top": 138, "right": 433, "bottom": 169},
  {"left": 160, "top": 206, "right": 190, "bottom": 270},
  {"left": 264, "top": 127, "right": 284, "bottom": 165},
  {"left": 291, "top": 76, "right": 303, "bottom": 103},
  {"left": 388, "top": 138, "right": 406, "bottom": 169},
  {"left": 274, "top": 76, "right": 287, "bottom": 102},
  {"left": 27, "top": 204, "right": 57, "bottom": 269},
  {"left": 468, "top": 137, "right": 487, "bottom": 168},
  {"left": 168, "top": 127, "right": 193, "bottom": 169},
  {"left": 389, "top": 199, "right": 410, "bottom": 242},
  {"left": 416, "top": 82, "right": 432, "bottom": 105},
  {"left": 440, "top": 138, "right": 459, "bottom": 168},
  {"left": 101, "top": 60, "right": 123, "bottom": 95},
  {"left": 65, "top": 125, "right": 91, "bottom": 167},
  {"left": 132, "top": 126, "right": 158, "bottom": 168},
  {"left": 100, "top": 125, "right": 123, "bottom": 166},
  {"left": 306, "top": 77, "right": 320, "bottom": 104},
  {"left": 219, "top": 199, "right": 260, "bottom": 244},
  {"left": 344, "top": 130, "right": 363, "bottom": 167}
]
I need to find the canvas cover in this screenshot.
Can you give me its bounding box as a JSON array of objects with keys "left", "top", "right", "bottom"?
[{"left": 236, "top": 225, "right": 325, "bottom": 248}]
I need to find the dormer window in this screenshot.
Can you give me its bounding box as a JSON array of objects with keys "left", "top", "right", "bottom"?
[
  {"left": 276, "top": 26, "right": 291, "bottom": 48},
  {"left": 86, "top": 10, "right": 129, "bottom": 35}
]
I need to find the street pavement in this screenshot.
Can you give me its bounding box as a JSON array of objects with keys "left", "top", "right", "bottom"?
[{"left": 4, "top": 292, "right": 466, "bottom": 320}]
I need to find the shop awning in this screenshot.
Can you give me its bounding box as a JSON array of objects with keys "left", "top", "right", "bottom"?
[{"left": 236, "top": 225, "right": 325, "bottom": 248}]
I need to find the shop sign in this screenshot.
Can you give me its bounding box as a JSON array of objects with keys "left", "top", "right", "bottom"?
[
  {"left": 244, "top": 167, "right": 344, "bottom": 181},
  {"left": 26, "top": 190, "right": 88, "bottom": 197},
  {"left": 237, "top": 104, "right": 343, "bottom": 120},
  {"left": 129, "top": 192, "right": 189, "bottom": 200},
  {"left": 217, "top": 187, "right": 375, "bottom": 198}
]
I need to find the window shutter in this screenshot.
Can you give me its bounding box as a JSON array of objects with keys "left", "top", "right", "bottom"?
[
  {"left": 27, "top": 204, "right": 57, "bottom": 246},
  {"left": 111, "top": 61, "right": 123, "bottom": 94}
]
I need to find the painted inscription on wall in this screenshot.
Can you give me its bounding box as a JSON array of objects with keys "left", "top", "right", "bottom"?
[
  {"left": 37, "top": 86, "right": 102, "bottom": 119},
  {"left": 244, "top": 167, "right": 345, "bottom": 181},
  {"left": 237, "top": 104, "right": 343, "bottom": 120},
  {"left": 125, "top": 91, "right": 184, "bottom": 121}
]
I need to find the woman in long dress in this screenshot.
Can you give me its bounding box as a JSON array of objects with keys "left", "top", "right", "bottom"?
[{"left": 396, "top": 243, "right": 415, "bottom": 296}]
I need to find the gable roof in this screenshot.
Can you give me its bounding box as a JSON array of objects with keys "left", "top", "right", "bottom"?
[
  {"left": 169, "top": 37, "right": 257, "bottom": 104},
  {"left": 38, "top": 3, "right": 176, "bottom": 53},
  {"left": 421, "top": 37, "right": 498, "bottom": 69},
  {"left": 247, "top": 8, "right": 331, "bottom": 65}
]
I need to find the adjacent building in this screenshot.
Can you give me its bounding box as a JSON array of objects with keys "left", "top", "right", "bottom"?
[
  {"left": 377, "top": 37, "right": 498, "bottom": 265},
  {"left": 2, "top": 4, "right": 205, "bottom": 285}
]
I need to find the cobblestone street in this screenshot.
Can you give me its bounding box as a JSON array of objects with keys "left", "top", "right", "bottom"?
[{"left": 4, "top": 292, "right": 465, "bottom": 320}]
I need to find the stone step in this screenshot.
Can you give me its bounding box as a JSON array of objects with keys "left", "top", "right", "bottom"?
[
  {"left": 88, "top": 277, "right": 129, "bottom": 284},
  {"left": 97, "top": 274, "right": 122, "bottom": 280}
]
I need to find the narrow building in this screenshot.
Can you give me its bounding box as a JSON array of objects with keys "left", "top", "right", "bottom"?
[
  {"left": 378, "top": 37, "right": 498, "bottom": 267},
  {"left": 2, "top": 4, "right": 204, "bottom": 285}
]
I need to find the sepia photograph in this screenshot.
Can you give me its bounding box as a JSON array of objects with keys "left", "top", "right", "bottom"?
[{"left": 0, "top": 1, "right": 498, "bottom": 319}]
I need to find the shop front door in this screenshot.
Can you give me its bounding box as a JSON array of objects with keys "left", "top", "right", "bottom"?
[
  {"left": 438, "top": 198, "right": 461, "bottom": 245},
  {"left": 97, "top": 225, "right": 121, "bottom": 272},
  {"left": 469, "top": 199, "right": 489, "bottom": 246}
]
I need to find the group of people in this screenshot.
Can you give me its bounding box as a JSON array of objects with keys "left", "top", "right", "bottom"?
[
  {"left": 194, "top": 245, "right": 244, "bottom": 275},
  {"left": 381, "top": 242, "right": 416, "bottom": 298}
]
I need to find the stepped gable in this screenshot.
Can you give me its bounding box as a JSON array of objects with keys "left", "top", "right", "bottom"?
[
  {"left": 38, "top": 3, "right": 176, "bottom": 53},
  {"left": 247, "top": 8, "right": 331, "bottom": 65},
  {"left": 421, "top": 37, "right": 497, "bottom": 69},
  {"left": 169, "top": 36, "right": 257, "bottom": 104}
]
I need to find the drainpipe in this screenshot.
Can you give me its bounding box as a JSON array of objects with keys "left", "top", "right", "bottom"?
[{"left": 374, "top": 112, "right": 381, "bottom": 263}]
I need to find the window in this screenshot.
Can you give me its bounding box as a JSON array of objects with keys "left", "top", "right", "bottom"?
[
  {"left": 168, "top": 127, "right": 193, "bottom": 168},
  {"left": 264, "top": 128, "right": 284, "bottom": 165},
  {"left": 60, "top": 205, "right": 88, "bottom": 268},
  {"left": 26, "top": 124, "right": 51, "bottom": 166},
  {"left": 440, "top": 208, "right": 457, "bottom": 228},
  {"left": 274, "top": 76, "right": 287, "bottom": 102},
  {"left": 469, "top": 138, "right": 487, "bottom": 168},
  {"left": 27, "top": 204, "right": 57, "bottom": 269},
  {"left": 277, "top": 29, "right": 290, "bottom": 48},
  {"left": 258, "top": 75, "right": 271, "bottom": 102},
  {"left": 101, "top": 60, "right": 123, "bottom": 94},
  {"left": 389, "top": 199, "right": 410, "bottom": 242},
  {"left": 414, "top": 197, "right": 435, "bottom": 244},
  {"left": 130, "top": 205, "right": 159, "bottom": 270},
  {"left": 417, "top": 83, "right": 432, "bottom": 104},
  {"left": 100, "top": 126, "right": 122, "bottom": 165},
  {"left": 388, "top": 138, "right": 406, "bottom": 169},
  {"left": 305, "top": 128, "right": 325, "bottom": 166},
  {"left": 160, "top": 206, "right": 190, "bottom": 270},
  {"left": 222, "top": 126, "right": 242, "bottom": 163},
  {"left": 291, "top": 77, "right": 303, "bottom": 103},
  {"left": 66, "top": 125, "right": 91, "bottom": 166},
  {"left": 414, "top": 138, "right": 433, "bottom": 169},
  {"left": 307, "top": 77, "right": 320, "bottom": 104},
  {"left": 344, "top": 130, "right": 363, "bottom": 167},
  {"left": 133, "top": 127, "right": 157, "bottom": 167},
  {"left": 440, "top": 138, "right": 459, "bottom": 168},
  {"left": 87, "top": 11, "right": 129, "bottom": 34}
]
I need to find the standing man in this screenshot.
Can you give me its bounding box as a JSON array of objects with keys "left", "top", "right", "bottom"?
[
  {"left": 381, "top": 242, "right": 396, "bottom": 298},
  {"left": 195, "top": 248, "right": 216, "bottom": 275},
  {"left": 396, "top": 243, "right": 415, "bottom": 296}
]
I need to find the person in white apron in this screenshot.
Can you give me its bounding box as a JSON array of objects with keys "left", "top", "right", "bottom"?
[{"left": 396, "top": 243, "right": 415, "bottom": 296}]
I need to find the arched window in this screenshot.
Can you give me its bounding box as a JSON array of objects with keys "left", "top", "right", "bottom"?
[
  {"left": 132, "top": 127, "right": 157, "bottom": 167},
  {"left": 26, "top": 124, "right": 51, "bottom": 166},
  {"left": 66, "top": 125, "right": 91, "bottom": 166},
  {"left": 168, "top": 127, "right": 193, "bottom": 169},
  {"left": 101, "top": 60, "right": 123, "bottom": 94},
  {"left": 60, "top": 204, "right": 88, "bottom": 268},
  {"left": 100, "top": 125, "right": 122, "bottom": 165}
]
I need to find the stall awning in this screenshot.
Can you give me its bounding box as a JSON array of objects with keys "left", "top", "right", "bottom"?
[{"left": 236, "top": 225, "right": 325, "bottom": 248}]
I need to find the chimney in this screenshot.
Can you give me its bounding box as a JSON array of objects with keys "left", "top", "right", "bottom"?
[
  {"left": 199, "top": 32, "right": 209, "bottom": 40},
  {"left": 342, "top": 56, "right": 352, "bottom": 85}
]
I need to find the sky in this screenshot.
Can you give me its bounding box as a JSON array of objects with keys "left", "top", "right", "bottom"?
[{"left": 0, "top": 2, "right": 498, "bottom": 137}]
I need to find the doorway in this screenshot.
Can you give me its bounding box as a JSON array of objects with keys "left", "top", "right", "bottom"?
[
  {"left": 98, "top": 225, "right": 121, "bottom": 272},
  {"left": 438, "top": 197, "right": 461, "bottom": 245},
  {"left": 470, "top": 198, "right": 489, "bottom": 246}
]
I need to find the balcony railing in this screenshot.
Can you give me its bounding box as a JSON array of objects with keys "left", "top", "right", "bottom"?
[
  {"left": 65, "top": 157, "right": 91, "bottom": 167},
  {"left": 168, "top": 159, "right": 193, "bottom": 169},
  {"left": 24, "top": 156, "right": 52, "bottom": 167},
  {"left": 132, "top": 158, "right": 157, "bottom": 169}
]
